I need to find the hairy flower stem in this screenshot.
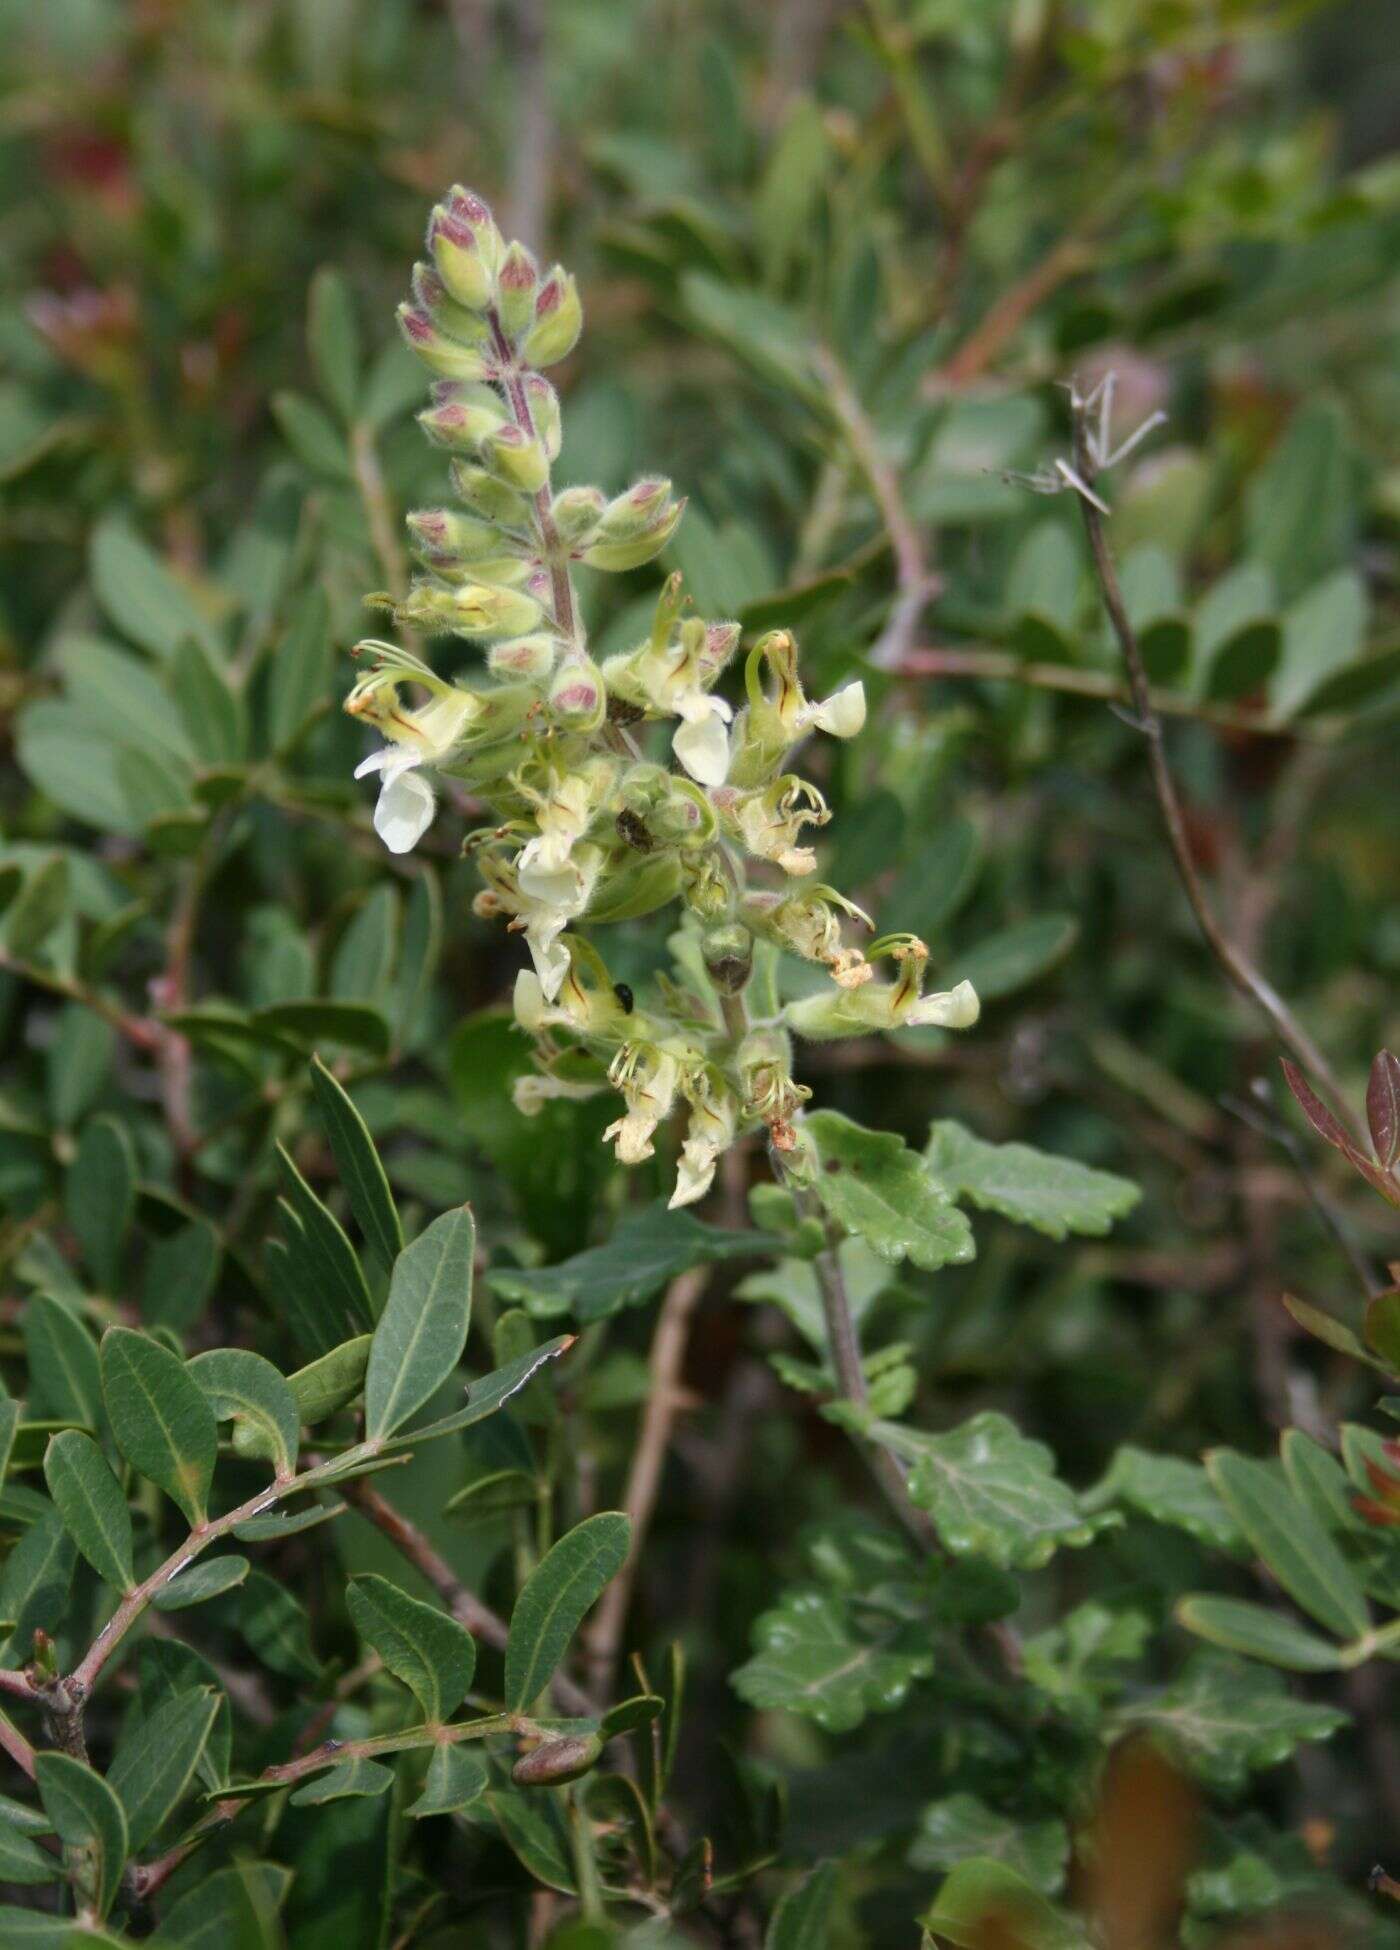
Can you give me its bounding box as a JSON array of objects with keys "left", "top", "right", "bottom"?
[
  {"left": 488, "top": 311, "right": 579, "bottom": 648},
  {"left": 1071, "top": 407, "right": 1356, "bottom": 1137}
]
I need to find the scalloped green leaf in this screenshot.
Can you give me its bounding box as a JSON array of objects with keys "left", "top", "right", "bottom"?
[
  {"left": 805, "top": 1112, "right": 974, "bottom": 1271},
  {"left": 925, "top": 1120, "right": 1139, "bottom": 1240},
  {"left": 1119, "top": 1652, "right": 1346, "bottom": 1791},
  {"left": 731, "top": 1588, "right": 932, "bottom": 1734}
]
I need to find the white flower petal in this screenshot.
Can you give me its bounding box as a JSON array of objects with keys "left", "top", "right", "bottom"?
[
  {"left": 904, "top": 979, "right": 980, "bottom": 1030},
  {"left": 526, "top": 920, "right": 571, "bottom": 1001},
  {"left": 673, "top": 697, "right": 732, "bottom": 786},
  {"left": 354, "top": 748, "right": 391, "bottom": 779},
  {"left": 373, "top": 768, "right": 436, "bottom": 853},
  {"left": 808, "top": 680, "right": 866, "bottom": 740}
]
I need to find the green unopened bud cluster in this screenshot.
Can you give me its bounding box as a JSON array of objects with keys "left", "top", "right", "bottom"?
[{"left": 344, "top": 187, "right": 979, "bottom": 1207}]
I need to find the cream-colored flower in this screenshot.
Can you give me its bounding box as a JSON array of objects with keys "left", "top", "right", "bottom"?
[
  {"left": 782, "top": 936, "right": 979, "bottom": 1040},
  {"left": 724, "top": 776, "right": 829, "bottom": 877},
  {"left": 346, "top": 648, "right": 481, "bottom": 854},
  {"left": 668, "top": 1071, "right": 740, "bottom": 1209},
  {"left": 604, "top": 1042, "right": 684, "bottom": 1164},
  {"left": 672, "top": 692, "right": 733, "bottom": 787},
  {"left": 512, "top": 1071, "right": 606, "bottom": 1116}
]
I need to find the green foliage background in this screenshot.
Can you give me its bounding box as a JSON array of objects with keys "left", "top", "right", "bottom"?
[{"left": 1, "top": 1, "right": 1400, "bottom": 1944}]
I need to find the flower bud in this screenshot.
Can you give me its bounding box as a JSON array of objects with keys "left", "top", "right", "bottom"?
[
  {"left": 548, "top": 657, "right": 606, "bottom": 733},
  {"left": 483, "top": 423, "right": 551, "bottom": 493},
  {"left": 523, "top": 268, "right": 582, "bottom": 366},
  {"left": 650, "top": 775, "right": 718, "bottom": 851},
  {"left": 511, "top": 1732, "right": 604, "bottom": 1787},
  {"left": 428, "top": 206, "right": 495, "bottom": 313},
  {"left": 583, "top": 503, "right": 684, "bottom": 572},
  {"left": 584, "top": 852, "right": 684, "bottom": 923},
  {"left": 497, "top": 240, "right": 540, "bottom": 338},
  {"left": 410, "top": 263, "right": 492, "bottom": 347},
  {"left": 418, "top": 383, "right": 509, "bottom": 451},
  {"left": 398, "top": 579, "right": 543, "bottom": 639},
  {"left": 448, "top": 461, "right": 534, "bottom": 532},
  {"left": 551, "top": 485, "right": 607, "bottom": 549},
  {"left": 702, "top": 922, "right": 753, "bottom": 995},
  {"left": 396, "top": 304, "right": 492, "bottom": 382},
  {"left": 407, "top": 508, "right": 534, "bottom": 585},
  {"left": 523, "top": 374, "right": 561, "bottom": 460},
  {"left": 488, "top": 633, "right": 556, "bottom": 681}
]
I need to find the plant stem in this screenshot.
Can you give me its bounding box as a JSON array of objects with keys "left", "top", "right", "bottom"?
[
  {"left": 582, "top": 1266, "right": 710, "bottom": 1703},
  {"left": 489, "top": 314, "right": 579, "bottom": 649},
  {"left": 352, "top": 420, "right": 410, "bottom": 601},
  {"left": 1071, "top": 406, "right": 1356, "bottom": 1134}
]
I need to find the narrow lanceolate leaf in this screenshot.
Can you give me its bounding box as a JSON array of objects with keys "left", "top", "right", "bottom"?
[
  {"left": 0, "top": 1508, "right": 77, "bottom": 1667},
  {"left": 66, "top": 1115, "right": 136, "bottom": 1291},
  {"left": 384, "top": 1335, "right": 574, "bottom": 1448},
  {"left": 34, "top": 1752, "right": 128, "bottom": 1923},
  {"left": 276, "top": 1144, "right": 376, "bottom": 1341},
  {"left": 766, "top": 1862, "right": 839, "bottom": 1950},
  {"left": 107, "top": 1686, "right": 220, "bottom": 1851},
  {"left": 310, "top": 1056, "right": 403, "bottom": 1273},
  {"left": 43, "top": 1430, "right": 134, "bottom": 1591},
  {"left": 407, "top": 1742, "right": 488, "bottom": 1818},
  {"left": 1206, "top": 1450, "right": 1369, "bottom": 1641},
  {"left": 155, "top": 1861, "right": 290, "bottom": 1949},
  {"left": 188, "top": 1348, "right": 299, "bottom": 1477},
  {"left": 365, "top": 1206, "right": 475, "bottom": 1442},
  {"left": 732, "top": 1589, "right": 932, "bottom": 1735},
  {"left": 0, "top": 1818, "right": 59, "bottom": 1885},
  {"left": 505, "top": 1511, "right": 630, "bottom": 1710},
  {"left": 151, "top": 1556, "right": 250, "bottom": 1611},
  {"left": 1175, "top": 1595, "right": 1345, "bottom": 1672},
  {"left": 347, "top": 1574, "right": 476, "bottom": 1722},
  {"left": 1368, "top": 1049, "right": 1400, "bottom": 1171},
  {"left": 886, "top": 1413, "right": 1110, "bottom": 1570},
  {"left": 805, "top": 1112, "right": 974, "bottom": 1271},
  {"left": 1118, "top": 1652, "right": 1346, "bottom": 1793},
  {"left": 100, "top": 1327, "right": 217, "bottom": 1527},
  {"left": 925, "top": 1120, "right": 1140, "bottom": 1240},
  {"left": 289, "top": 1756, "right": 395, "bottom": 1806},
  {"left": 23, "top": 1293, "right": 101, "bottom": 1428}
]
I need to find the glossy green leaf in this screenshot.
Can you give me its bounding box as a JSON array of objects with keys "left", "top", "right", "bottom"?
[
  {"left": 407, "top": 1741, "right": 488, "bottom": 1817},
  {"left": 489, "top": 1202, "right": 773, "bottom": 1322},
  {"left": 347, "top": 1573, "right": 476, "bottom": 1722},
  {"left": 732, "top": 1588, "right": 932, "bottom": 1735},
  {"left": 885, "top": 1412, "right": 1109, "bottom": 1569},
  {"left": 34, "top": 1752, "right": 127, "bottom": 1922},
  {"left": 155, "top": 1861, "right": 290, "bottom": 1949},
  {"left": 101, "top": 1327, "right": 217, "bottom": 1527},
  {"left": 151, "top": 1554, "right": 250, "bottom": 1611},
  {"left": 108, "top": 1685, "right": 220, "bottom": 1850},
  {"left": 188, "top": 1347, "right": 299, "bottom": 1476},
  {"left": 310, "top": 1056, "right": 403, "bottom": 1274},
  {"left": 505, "top": 1511, "right": 630, "bottom": 1710},
  {"left": 43, "top": 1430, "right": 134, "bottom": 1590},
  {"left": 805, "top": 1113, "right": 974, "bottom": 1271},
  {"left": 1087, "top": 1445, "right": 1244, "bottom": 1552},
  {"left": 365, "top": 1206, "right": 475, "bottom": 1442},
  {"left": 1206, "top": 1449, "right": 1369, "bottom": 1639},
  {"left": 23, "top": 1293, "right": 101, "bottom": 1428},
  {"left": 1175, "top": 1595, "right": 1344, "bottom": 1671},
  {"left": 910, "top": 1793, "right": 1068, "bottom": 1895},
  {"left": 925, "top": 1120, "right": 1139, "bottom": 1240},
  {"left": 1119, "top": 1652, "right": 1346, "bottom": 1792}
]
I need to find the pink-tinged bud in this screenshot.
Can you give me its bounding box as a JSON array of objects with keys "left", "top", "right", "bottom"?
[
  {"left": 397, "top": 303, "right": 492, "bottom": 381},
  {"left": 551, "top": 484, "right": 606, "bottom": 548},
  {"left": 497, "top": 240, "right": 540, "bottom": 338},
  {"left": 483, "top": 423, "right": 550, "bottom": 493},
  {"left": 410, "top": 262, "right": 492, "bottom": 346},
  {"left": 523, "top": 374, "right": 561, "bottom": 460},
  {"left": 549, "top": 657, "right": 607, "bottom": 732},
  {"left": 448, "top": 461, "right": 534, "bottom": 531},
  {"left": 429, "top": 206, "right": 493, "bottom": 313},
  {"left": 488, "top": 633, "right": 556, "bottom": 680},
  {"left": 523, "top": 268, "right": 582, "bottom": 367},
  {"left": 418, "top": 386, "right": 509, "bottom": 450}
]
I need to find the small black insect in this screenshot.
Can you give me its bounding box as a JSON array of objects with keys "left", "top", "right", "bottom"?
[
  {"left": 614, "top": 983, "right": 635, "bottom": 1014},
  {"left": 615, "top": 808, "right": 654, "bottom": 852}
]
